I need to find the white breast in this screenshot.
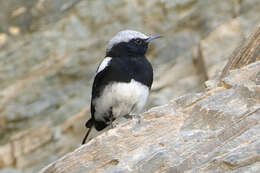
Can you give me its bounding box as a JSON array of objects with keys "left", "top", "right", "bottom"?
[{"left": 93, "top": 79, "right": 149, "bottom": 122}]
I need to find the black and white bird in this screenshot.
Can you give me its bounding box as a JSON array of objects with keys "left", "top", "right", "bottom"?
[{"left": 82, "top": 30, "right": 161, "bottom": 144}]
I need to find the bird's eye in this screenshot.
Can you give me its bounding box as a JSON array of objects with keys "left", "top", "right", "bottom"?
[{"left": 134, "top": 39, "right": 142, "bottom": 45}]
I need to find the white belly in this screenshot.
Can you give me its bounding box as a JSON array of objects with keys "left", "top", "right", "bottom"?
[{"left": 93, "top": 79, "right": 149, "bottom": 122}]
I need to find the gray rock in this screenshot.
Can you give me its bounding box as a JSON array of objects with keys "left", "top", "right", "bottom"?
[
  {"left": 0, "top": 0, "right": 81, "bottom": 33},
  {"left": 0, "top": 168, "right": 23, "bottom": 173}
]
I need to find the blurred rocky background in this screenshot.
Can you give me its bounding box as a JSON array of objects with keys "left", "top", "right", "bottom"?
[{"left": 0, "top": 0, "right": 259, "bottom": 172}]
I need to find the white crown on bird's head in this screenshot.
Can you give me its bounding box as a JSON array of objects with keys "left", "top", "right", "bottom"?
[{"left": 106, "top": 30, "right": 149, "bottom": 53}]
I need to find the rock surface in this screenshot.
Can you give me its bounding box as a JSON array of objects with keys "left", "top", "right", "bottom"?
[
  {"left": 0, "top": 0, "right": 260, "bottom": 172},
  {"left": 40, "top": 27, "right": 260, "bottom": 173}
]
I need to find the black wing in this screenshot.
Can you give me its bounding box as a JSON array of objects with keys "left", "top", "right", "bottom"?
[
  {"left": 86, "top": 56, "right": 153, "bottom": 129},
  {"left": 86, "top": 57, "right": 132, "bottom": 130}
]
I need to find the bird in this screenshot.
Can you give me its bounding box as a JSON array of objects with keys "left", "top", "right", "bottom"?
[{"left": 82, "top": 30, "right": 161, "bottom": 144}]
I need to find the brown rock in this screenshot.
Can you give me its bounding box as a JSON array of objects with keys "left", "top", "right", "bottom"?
[
  {"left": 0, "top": 33, "right": 7, "bottom": 47},
  {"left": 61, "top": 107, "right": 89, "bottom": 133},
  {"left": 199, "top": 19, "right": 243, "bottom": 80},
  {"left": 11, "top": 125, "right": 52, "bottom": 157},
  {"left": 3, "top": 125, "right": 53, "bottom": 169},
  {"left": 222, "top": 61, "right": 260, "bottom": 89},
  {"left": 152, "top": 60, "right": 198, "bottom": 91},
  {"left": 0, "top": 116, "right": 6, "bottom": 131},
  {"left": 0, "top": 143, "right": 14, "bottom": 168},
  {"left": 220, "top": 25, "right": 260, "bottom": 80}
]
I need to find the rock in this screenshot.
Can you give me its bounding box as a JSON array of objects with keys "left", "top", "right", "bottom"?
[
  {"left": 40, "top": 88, "right": 260, "bottom": 172},
  {"left": 152, "top": 59, "right": 198, "bottom": 91},
  {"left": 39, "top": 26, "right": 260, "bottom": 173},
  {"left": 0, "top": 125, "right": 52, "bottom": 169},
  {"left": 0, "top": 0, "right": 260, "bottom": 172},
  {"left": 0, "top": 0, "right": 81, "bottom": 34},
  {"left": 222, "top": 61, "right": 260, "bottom": 89},
  {"left": 0, "top": 33, "right": 7, "bottom": 47},
  {"left": 197, "top": 9, "right": 260, "bottom": 80},
  {"left": 150, "top": 57, "right": 204, "bottom": 106},
  {"left": 11, "top": 125, "right": 52, "bottom": 158},
  {"left": 0, "top": 117, "right": 6, "bottom": 131},
  {"left": 0, "top": 168, "right": 23, "bottom": 173},
  {"left": 0, "top": 14, "right": 92, "bottom": 123},
  {"left": 0, "top": 143, "right": 14, "bottom": 168},
  {"left": 199, "top": 19, "right": 243, "bottom": 79},
  {"left": 61, "top": 107, "right": 88, "bottom": 134},
  {"left": 220, "top": 24, "right": 260, "bottom": 80}
]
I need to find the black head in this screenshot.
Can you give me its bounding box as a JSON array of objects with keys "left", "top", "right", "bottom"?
[{"left": 106, "top": 30, "right": 161, "bottom": 57}]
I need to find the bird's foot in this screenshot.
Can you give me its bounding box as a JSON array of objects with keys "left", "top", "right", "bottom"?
[
  {"left": 126, "top": 114, "right": 142, "bottom": 124},
  {"left": 123, "top": 114, "right": 133, "bottom": 119},
  {"left": 110, "top": 122, "right": 114, "bottom": 128},
  {"left": 135, "top": 114, "right": 142, "bottom": 124},
  {"left": 110, "top": 120, "right": 121, "bottom": 128}
]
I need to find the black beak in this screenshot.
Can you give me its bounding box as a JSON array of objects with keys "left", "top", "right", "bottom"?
[{"left": 145, "top": 35, "right": 162, "bottom": 43}]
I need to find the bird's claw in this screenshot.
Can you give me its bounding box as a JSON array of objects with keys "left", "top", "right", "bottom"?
[{"left": 127, "top": 114, "right": 142, "bottom": 124}]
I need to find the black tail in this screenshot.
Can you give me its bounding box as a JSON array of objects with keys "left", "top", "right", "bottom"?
[
  {"left": 82, "top": 118, "right": 94, "bottom": 145},
  {"left": 82, "top": 118, "right": 108, "bottom": 144},
  {"left": 82, "top": 126, "right": 93, "bottom": 144}
]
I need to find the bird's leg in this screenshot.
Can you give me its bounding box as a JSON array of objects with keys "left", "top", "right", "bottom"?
[
  {"left": 124, "top": 114, "right": 142, "bottom": 124},
  {"left": 109, "top": 108, "right": 114, "bottom": 128},
  {"left": 134, "top": 114, "right": 142, "bottom": 124},
  {"left": 123, "top": 114, "right": 133, "bottom": 119},
  {"left": 127, "top": 104, "right": 142, "bottom": 123},
  {"left": 109, "top": 114, "right": 114, "bottom": 128}
]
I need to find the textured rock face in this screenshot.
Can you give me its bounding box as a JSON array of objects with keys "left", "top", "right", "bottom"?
[
  {"left": 0, "top": 0, "right": 260, "bottom": 172},
  {"left": 40, "top": 27, "right": 260, "bottom": 173},
  {"left": 0, "top": 0, "right": 81, "bottom": 33}
]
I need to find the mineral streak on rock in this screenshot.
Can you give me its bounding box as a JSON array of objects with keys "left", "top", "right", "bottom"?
[{"left": 220, "top": 25, "right": 260, "bottom": 80}]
